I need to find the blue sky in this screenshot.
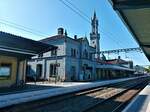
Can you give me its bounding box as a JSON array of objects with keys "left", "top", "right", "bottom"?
[{"left": 0, "top": 0, "right": 149, "bottom": 65}]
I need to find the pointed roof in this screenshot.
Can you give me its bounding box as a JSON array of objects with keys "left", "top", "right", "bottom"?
[{"left": 93, "top": 11, "right": 97, "bottom": 19}]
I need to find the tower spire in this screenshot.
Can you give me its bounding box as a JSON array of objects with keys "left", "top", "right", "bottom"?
[
  {"left": 91, "top": 11, "right": 98, "bottom": 34},
  {"left": 93, "top": 10, "right": 96, "bottom": 19}
]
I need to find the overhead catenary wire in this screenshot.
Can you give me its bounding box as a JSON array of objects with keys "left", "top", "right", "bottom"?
[
  {"left": 64, "top": 0, "right": 90, "bottom": 19},
  {"left": 59, "top": 0, "right": 91, "bottom": 23},
  {"left": 64, "top": 0, "right": 125, "bottom": 47},
  {"left": 0, "top": 18, "right": 50, "bottom": 37},
  {"left": 59, "top": 0, "right": 128, "bottom": 49},
  {"left": 0, "top": 20, "right": 49, "bottom": 37},
  {"left": 0, "top": 0, "right": 130, "bottom": 48},
  {"left": 0, "top": 0, "right": 140, "bottom": 50},
  {"left": 102, "top": 33, "right": 125, "bottom": 49},
  {"left": 100, "top": 31, "right": 125, "bottom": 48}
]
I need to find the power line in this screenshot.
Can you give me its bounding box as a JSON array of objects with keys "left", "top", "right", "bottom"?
[
  {"left": 0, "top": 21, "right": 39, "bottom": 36},
  {"left": 64, "top": 0, "right": 90, "bottom": 19},
  {"left": 0, "top": 0, "right": 130, "bottom": 49},
  {"left": 101, "top": 29, "right": 134, "bottom": 47},
  {"left": 59, "top": 0, "right": 143, "bottom": 60},
  {"left": 0, "top": 0, "right": 137, "bottom": 50},
  {"left": 0, "top": 19, "right": 49, "bottom": 37},
  {"left": 65, "top": 0, "right": 139, "bottom": 49},
  {"left": 101, "top": 33, "right": 125, "bottom": 48},
  {"left": 59, "top": 0, "right": 90, "bottom": 23},
  {"left": 0, "top": 19, "right": 50, "bottom": 36},
  {"left": 59, "top": 0, "right": 130, "bottom": 49}
]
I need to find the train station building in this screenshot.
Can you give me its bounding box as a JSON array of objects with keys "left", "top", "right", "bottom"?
[
  {"left": 0, "top": 32, "right": 57, "bottom": 87},
  {"left": 27, "top": 13, "right": 134, "bottom": 82}
]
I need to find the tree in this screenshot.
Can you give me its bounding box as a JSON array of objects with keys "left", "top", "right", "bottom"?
[{"left": 145, "top": 66, "right": 150, "bottom": 73}]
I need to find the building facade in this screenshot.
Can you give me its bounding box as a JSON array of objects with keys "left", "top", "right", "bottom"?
[
  {"left": 27, "top": 13, "right": 134, "bottom": 82},
  {"left": 106, "top": 56, "right": 133, "bottom": 69},
  {"left": 27, "top": 28, "right": 97, "bottom": 81}
]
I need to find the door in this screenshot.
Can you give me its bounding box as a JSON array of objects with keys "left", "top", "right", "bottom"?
[{"left": 36, "top": 64, "right": 42, "bottom": 79}]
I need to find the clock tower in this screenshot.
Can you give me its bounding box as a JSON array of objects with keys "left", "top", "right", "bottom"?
[{"left": 90, "top": 11, "right": 100, "bottom": 59}]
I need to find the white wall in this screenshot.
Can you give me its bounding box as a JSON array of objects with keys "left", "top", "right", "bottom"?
[{"left": 46, "top": 58, "right": 65, "bottom": 81}]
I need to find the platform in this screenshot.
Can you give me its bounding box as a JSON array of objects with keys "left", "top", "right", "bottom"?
[
  {"left": 0, "top": 76, "right": 148, "bottom": 109},
  {"left": 123, "top": 80, "right": 150, "bottom": 112}
]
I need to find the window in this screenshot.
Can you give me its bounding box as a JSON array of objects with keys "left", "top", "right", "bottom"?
[
  {"left": 0, "top": 64, "right": 11, "bottom": 77},
  {"left": 50, "top": 64, "right": 56, "bottom": 77},
  {"left": 71, "top": 48, "right": 74, "bottom": 56},
  {"left": 74, "top": 49, "right": 76, "bottom": 57},
  {"left": 51, "top": 49, "right": 57, "bottom": 56},
  {"left": 71, "top": 48, "right": 76, "bottom": 57}
]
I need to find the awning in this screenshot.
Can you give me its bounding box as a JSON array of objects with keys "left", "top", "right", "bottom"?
[
  {"left": 0, "top": 31, "right": 57, "bottom": 59},
  {"left": 109, "top": 0, "right": 150, "bottom": 61}
]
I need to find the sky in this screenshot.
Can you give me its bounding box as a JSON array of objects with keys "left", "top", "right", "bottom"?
[{"left": 0, "top": 0, "right": 149, "bottom": 66}]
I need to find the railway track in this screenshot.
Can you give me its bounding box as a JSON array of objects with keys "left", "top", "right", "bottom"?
[
  {"left": 84, "top": 80, "right": 149, "bottom": 112},
  {"left": 1, "top": 77, "right": 149, "bottom": 112}
]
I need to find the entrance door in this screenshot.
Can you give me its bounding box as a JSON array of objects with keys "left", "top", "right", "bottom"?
[{"left": 36, "top": 64, "right": 42, "bottom": 79}]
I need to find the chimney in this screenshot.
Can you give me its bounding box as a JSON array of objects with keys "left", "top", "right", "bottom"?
[
  {"left": 74, "top": 35, "right": 77, "bottom": 39},
  {"left": 118, "top": 56, "right": 121, "bottom": 59},
  {"left": 58, "top": 27, "right": 64, "bottom": 35}
]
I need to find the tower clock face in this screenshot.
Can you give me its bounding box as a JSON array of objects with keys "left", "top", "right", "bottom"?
[{"left": 91, "top": 40, "right": 96, "bottom": 48}]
